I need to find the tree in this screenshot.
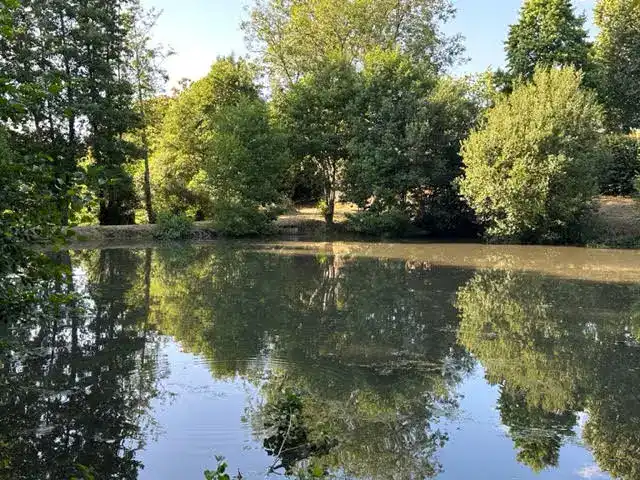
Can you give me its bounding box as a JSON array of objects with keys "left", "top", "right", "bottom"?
[
  {"left": 80, "top": 1, "right": 141, "bottom": 225},
  {"left": 126, "top": 5, "right": 172, "bottom": 224},
  {"left": 505, "top": 0, "right": 590, "bottom": 81},
  {"left": 0, "top": 0, "right": 85, "bottom": 225},
  {"left": 592, "top": 0, "right": 640, "bottom": 132},
  {"left": 459, "top": 67, "right": 603, "bottom": 243},
  {"left": 0, "top": 0, "right": 77, "bottom": 315},
  {"left": 275, "top": 59, "right": 359, "bottom": 224},
  {"left": 0, "top": 0, "right": 145, "bottom": 226},
  {"left": 153, "top": 57, "right": 287, "bottom": 231},
  {"left": 596, "top": 133, "right": 640, "bottom": 195},
  {"left": 243, "top": 0, "right": 462, "bottom": 85},
  {"left": 345, "top": 49, "right": 479, "bottom": 235}
]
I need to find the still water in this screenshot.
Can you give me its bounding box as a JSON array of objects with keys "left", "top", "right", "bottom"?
[{"left": 2, "top": 241, "right": 640, "bottom": 480}]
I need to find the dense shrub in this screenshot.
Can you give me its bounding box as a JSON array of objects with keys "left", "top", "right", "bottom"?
[
  {"left": 415, "top": 186, "right": 480, "bottom": 237},
  {"left": 459, "top": 67, "right": 603, "bottom": 243},
  {"left": 210, "top": 200, "right": 278, "bottom": 237},
  {"left": 346, "top": 208, "right": 411, "bottom": 236},
  {"left": 153, "top": 212, "right": 193, "bottom": 240},
  {"left": 597, "top": 134, "right": 640, "bottom": 195},
  {"left": 288, "top": 160, "right": 324, "bottom": 204}
]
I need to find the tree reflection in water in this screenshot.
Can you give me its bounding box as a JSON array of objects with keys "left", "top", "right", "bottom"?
[
  {"left": 148, "top": 246, "right": 474, "bottom": 479},
  {"left": 457, "top": 268, "right": 640, "bottom": 479},
  {"left": 0, "top": 249, "right": 164, "bottom": 480},
  {"left": 3, "top": 244, "right": 640, "bottom": 479}
]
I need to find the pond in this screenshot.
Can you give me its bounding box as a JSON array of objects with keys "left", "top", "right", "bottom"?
[{"left": 2, "top": 241, "right": 640, "bottom": 480}]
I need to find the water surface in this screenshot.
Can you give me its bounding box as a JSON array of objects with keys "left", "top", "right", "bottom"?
[{"left": 2, "top": 241, "right": 639, "bottom": 479}]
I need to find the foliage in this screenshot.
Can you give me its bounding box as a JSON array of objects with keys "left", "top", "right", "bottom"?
[
  {"left": 243, "top": 0, "right": 462, "bottom": 85},
  {"left": 345, "top": 51, "right": 480, "bottom": 234},
  {"left": 0, "top": 0, "right": 145, "bottom": 225},
  {"left": 346, "top": 208, "right": 411, "bottom": 237},
  {"left": 456, "top": 267, "right": 640, "bottom": 478},
  {"left": 275, "top": 59, "right": 359, "bottom": 224},
  {"left": 152, "top": 211, "right": 193, "bottom": 240},
  {"left": 204, "top": 456, "right": 327, "bottom": 480},
  {"left": 152, "top": 57, "right": 288, "bottom": 222},
  {"left": 287, "top": 160, "right": 325, "bottom": 204},
  {"left": 505, "top": 0, "right": 591, "bottom": 81},
  {"left": 204, "top": 457, "right": 238, "bottom": 480},
  {"left": 596, "top": 134, "right": 640, "bottom": 195},
  {"left": 592, "top": 0, "right": 640, "bottom": 132},
  {"left": 210, "top": 199, "right": 278, "bottom": 237},
  {"left": 344, "top": 50, "right": 434, "bottom": 210},
  {"left": 459, "top": 67, "right": 603, "bottom": 243},
  {"left": 126, "top": 4, "right": 173, "bottom": 224}
]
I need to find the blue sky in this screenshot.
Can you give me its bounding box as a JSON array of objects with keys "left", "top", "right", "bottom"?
[{"left": 141, "top": 0, "right": 598, "bottom": 87}]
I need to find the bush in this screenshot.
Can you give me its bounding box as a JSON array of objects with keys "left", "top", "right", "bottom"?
[
  {"left": 153, "top": 212, "right": 193, "bottom": 240},
  {"left": 211, "top": 200, "right": 276, "bottom": 237},
  {"left": 346, "top": 208, "right": 411, "bottom": 236},
  {"left": 597, "top": 134, "right": 640, "bottom": 195},
  {"left": 415, "top": 186, "right": 480, "bottom": 237},
  {"left": 459, "top": 67, "right": 603, "bottom": 243}
]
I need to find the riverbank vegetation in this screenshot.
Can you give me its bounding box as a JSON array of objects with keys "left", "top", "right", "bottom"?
[{"left": 2, "top": 0, "right": 640, "bottom": 259}]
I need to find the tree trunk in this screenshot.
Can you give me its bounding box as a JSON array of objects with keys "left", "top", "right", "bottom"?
[
  {"left": 324, "top": 188, "right": 335, "bottom": 226},
  {"left": 143, "top": 153, "right": 155, "bottom": 223},
  {"left": 137, "top": 80, "right": 155, "bottom": 224}
]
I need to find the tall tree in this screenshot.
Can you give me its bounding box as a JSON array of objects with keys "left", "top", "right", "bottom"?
[
  {"left": 80, "top": 0, "right": 140, "bottom": 225},
  {"left": 0, "top": 0, "right": 143, "bottom": 226},
  {"left": 345, "top": 49, "right": 479, "bottom": 235},
  {"left": 243, "top": 0, "right": 462, "bottom": 85},
  {"left": 506, "top": 0, "right": 590, "bottom": 80},
  {"left": 275, "top": 59, "right": 359, "bottom": 224},
  {"left": 593, "top": 0, "right": 640, "bottom": 132},
  {"left": 127, "top": 5, "right": 171, "bottom": 224},
  {"left": 0, "top": 0, "right": 73, "bottom": 302},
  {"left": 0, "top": 0, "right": 84, "bottom": 225}
]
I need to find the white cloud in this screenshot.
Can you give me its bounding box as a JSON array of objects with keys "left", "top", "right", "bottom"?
[{"left": 576, "top": 464, "right": 608, "bottom": 479}]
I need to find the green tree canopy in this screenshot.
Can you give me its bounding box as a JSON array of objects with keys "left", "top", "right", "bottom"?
[
  {"left": 275, "top": 58, "right": 359, "bottom": 224},
  {"left": 592, "top": 0, "right": 640, "bottom": 132},
  {"left": 243, "top": 0, "right": 462, "bottom": 84},
  {"left": 345, "top": 49, "right": 479, "bottom": 234},
  {"left": 152, "top": 57, "right": 287, "bottom": 227},
  {"left": 505, "top": 0, "right": 590, "bottom": 81},
  {"left": 0, "top": 0, "right": 144, "bottom": 226},
  {"left": 459, "top": 67, "right": 602, "bottom": 243}
]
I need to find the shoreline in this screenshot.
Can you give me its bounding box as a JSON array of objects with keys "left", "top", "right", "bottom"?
[
  {"left": 68, "top": 196, "right": 640, "bottom": 250},
  {"left": 70, "top": 216, "right": 330, "bottom": 247}
]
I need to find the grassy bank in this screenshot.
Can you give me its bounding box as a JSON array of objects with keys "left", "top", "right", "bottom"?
[{"left": 587, "top": 196, "right": 640, "bottom": 248}]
